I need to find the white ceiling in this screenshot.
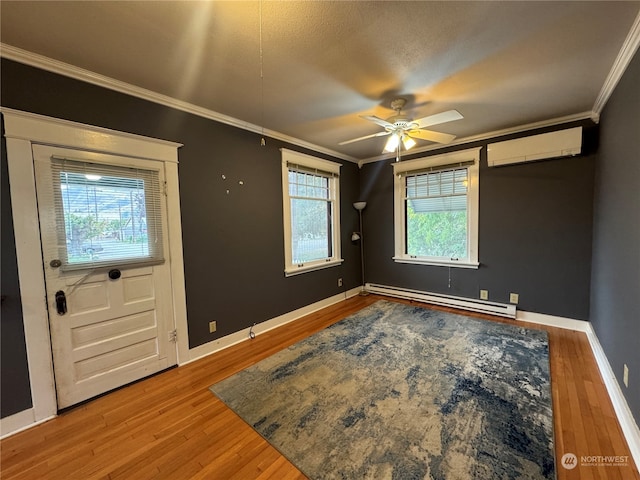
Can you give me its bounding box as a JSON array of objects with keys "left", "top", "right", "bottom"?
[{"left": 1, "top": 1, "right": 639, "bottom": 162}]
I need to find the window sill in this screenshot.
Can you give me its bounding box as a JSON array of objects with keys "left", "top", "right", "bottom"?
[
  {"left": 285, "top": 258, "right": 344, "bottom": 277},
  {"left": 392, "top": 256, "right": 479, "bottom": 269}
]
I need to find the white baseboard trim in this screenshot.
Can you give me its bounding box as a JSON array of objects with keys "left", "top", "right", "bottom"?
[
  {"left": 515, "top": 310, "right": 590, "bottom": 332},
  {"left": 0, "top": 408, "right": 55, "bottom": 439},
  {"left": 183, "top": 286, "right": 361, "bottom": 365},
  {"left": 585, "top": 323, "right": 640, "bottom": 471},
  {"left": 517, "top": 309, "right": 639, "bottom": 471}
]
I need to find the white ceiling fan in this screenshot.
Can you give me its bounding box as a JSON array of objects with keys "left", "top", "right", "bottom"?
[{"left": 340, "top": 98, "right": 463, "bottom": 159}]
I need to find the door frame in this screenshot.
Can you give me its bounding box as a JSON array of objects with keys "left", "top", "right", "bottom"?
[{"left": 2, "top": 108, "right": 190, "bottom": 427}]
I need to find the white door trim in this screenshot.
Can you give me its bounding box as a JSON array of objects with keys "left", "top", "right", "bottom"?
[{"left": 2, "top": 108, "right": 189, "bottom": 426}]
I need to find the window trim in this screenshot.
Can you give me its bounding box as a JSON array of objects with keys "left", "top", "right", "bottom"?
[
  {"left": 392, "top": 147, "right": 481, "bottom": 269},
  {"left": 281, "top": 148, "right": 343, "bottom": 276}
]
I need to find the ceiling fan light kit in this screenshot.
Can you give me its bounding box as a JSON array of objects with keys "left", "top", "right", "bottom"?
[{"left": 340, "top": 97, "right": 464, "bottom": 161}]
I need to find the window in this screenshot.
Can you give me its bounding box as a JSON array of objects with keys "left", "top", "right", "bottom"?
[
  {"left": 281, "top": 149, "right": 342, "bottom": 276},
  {"left": 50, "top": 157, "right": 165, "bottom": 271},
  {"left": 393, "top": 147, "right": 480, "bottom": 268}
]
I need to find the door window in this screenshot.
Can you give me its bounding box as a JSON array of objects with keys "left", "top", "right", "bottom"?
[{"left": 50, "top": 157, "right": 165, "bottom": 270}]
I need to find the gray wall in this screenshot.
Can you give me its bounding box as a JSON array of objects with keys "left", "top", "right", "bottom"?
[
  {"left": 2, "top": 51, "right": 637, "bottom": 423},
  {"left": 590, "top": 50, "right": 640, "bottom": 418},
  {"left": 0, "top": 59, "right": 361, "bottom": 417},
  {"left": 359, "top": 124, "right": 596, "bottom": 320}
]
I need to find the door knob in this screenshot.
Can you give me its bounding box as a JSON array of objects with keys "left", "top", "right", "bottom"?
[{"left": 55, "top": 290, "right": 67, "bottom": 315}]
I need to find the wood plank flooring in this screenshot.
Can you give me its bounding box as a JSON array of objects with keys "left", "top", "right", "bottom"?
[{"left": 1, "top": 295, "right": 638, "bottom": 479}]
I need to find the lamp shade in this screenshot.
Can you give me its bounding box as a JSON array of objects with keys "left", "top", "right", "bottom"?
[
  {"left": 353, "top": 201, "right": 367, "bottom": 211},
  {"left": 383, "top": 133, "right": 400, "bottom": 153},
  {"left": 402, "top": 136, "right": 417, "bottom": 150}
]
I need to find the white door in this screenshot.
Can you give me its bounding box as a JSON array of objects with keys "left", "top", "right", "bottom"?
[{"left": 32, "top": 144, "right": 177, "bottom": 409}]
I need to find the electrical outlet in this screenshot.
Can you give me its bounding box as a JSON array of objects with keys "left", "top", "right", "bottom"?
[
  {"left": 623, "top": 364, "right": 629, "bottom": 388},
  {"left": 209, "top": 321, "right": 217, "bottom": 334},
  {"left": 338, "top": 278, "right": 343, "bottom": 287},
  {"left": 509, "top": 293, "right": 519, "bottom": 304},
  {"left": 480, "top": 289, "right": 489, "bottom": 300}
]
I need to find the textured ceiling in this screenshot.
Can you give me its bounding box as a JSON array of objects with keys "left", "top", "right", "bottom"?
[{"left": 1, "top": 1, "right": 639, "bottom": 161}]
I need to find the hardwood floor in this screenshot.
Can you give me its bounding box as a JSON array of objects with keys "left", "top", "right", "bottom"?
[{"left": 1, "top": 295, "right": 638, "bottom": 479}]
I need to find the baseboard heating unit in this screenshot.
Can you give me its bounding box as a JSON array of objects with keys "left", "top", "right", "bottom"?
[{"left": 365, "top": 283, "right": 516, "bottom": 318}]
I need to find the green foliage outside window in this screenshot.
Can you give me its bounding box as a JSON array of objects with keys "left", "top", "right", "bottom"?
[{"left": 406, "top": 203, "right": 467, "bottom": 258}]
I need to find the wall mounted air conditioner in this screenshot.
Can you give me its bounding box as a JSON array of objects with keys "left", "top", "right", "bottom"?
[{"left": 487, "top": 126, "right": 582, "bottom": 167}]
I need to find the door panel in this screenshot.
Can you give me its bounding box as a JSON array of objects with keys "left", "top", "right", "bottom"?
[
  {"left": 74, "top": 336, "right": 159, "bottom": 380},
  {"left": 71, "top": 310, "right": 157, "bottom": 346},
  {"left": 33, "top": 145, "right": 176, "bottom": 409}
]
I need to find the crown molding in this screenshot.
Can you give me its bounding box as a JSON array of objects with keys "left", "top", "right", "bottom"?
[
  {"left": 592, "top": 10, "right": 640, "bottom": 116},
  {"left": 0, "top": 43, "right": 358, "bottom": 164},
  {"left": 359, "top": 9, "right": 640, "bottom": 167},
  {"left": 4, "top": 13, "right": 637, "bottom": 169},
  {"left": 358, "top": 111, "right": 595, "bottom": 166}
]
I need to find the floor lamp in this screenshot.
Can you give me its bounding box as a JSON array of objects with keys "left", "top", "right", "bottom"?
[{"left": 352, "top": 201, "right": 368, "bottom": 296}]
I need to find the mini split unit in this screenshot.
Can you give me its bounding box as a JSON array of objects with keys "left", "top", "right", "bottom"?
[{"left": 487, "top": 127, "right": 583, "bottom": 167}]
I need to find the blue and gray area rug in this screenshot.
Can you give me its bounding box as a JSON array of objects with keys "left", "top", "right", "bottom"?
[{"left": 210, "top": 300, "right": 555, "bottom": 479}]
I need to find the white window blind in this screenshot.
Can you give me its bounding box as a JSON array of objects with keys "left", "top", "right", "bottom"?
[
  {"left": 405, "top": 167, "right": 469, "bottom": 213},
  {"left": 49, "top": 157, "right": 165, "bottom": 271}
]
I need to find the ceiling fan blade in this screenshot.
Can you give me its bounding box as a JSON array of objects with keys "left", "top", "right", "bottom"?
[
  {"left": 360, "top": 115, "right": 395, "bottom": 129},
  {"left": 339, "top": 130, "right": 390, "bottom": 146},
  {"left": 408, "top": 129, "right": 457, "bottom": 144},
  {"left": 414, "top": 110, "right": 463, "bottom": 129}
]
